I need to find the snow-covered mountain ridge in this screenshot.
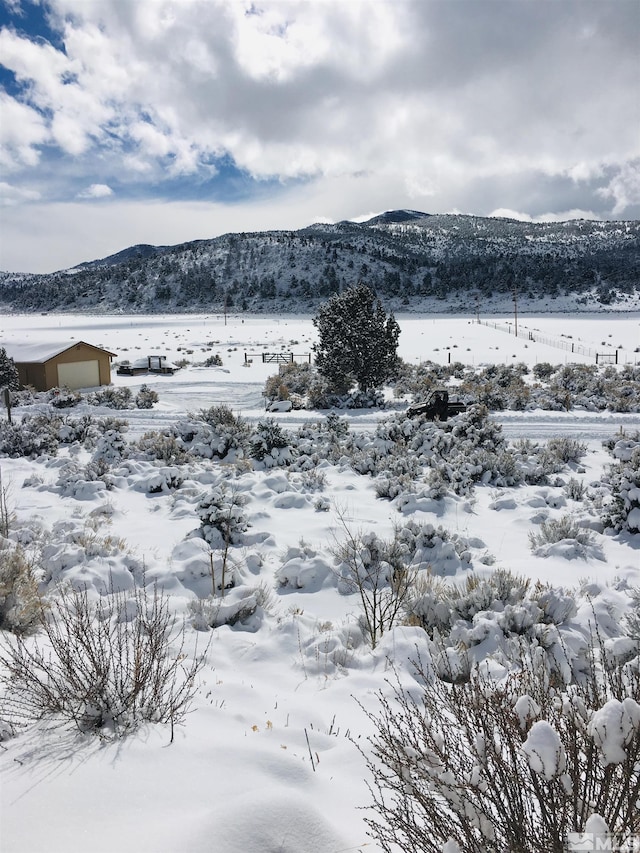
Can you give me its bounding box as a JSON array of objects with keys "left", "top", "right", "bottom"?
[{"left": 0, "top": 211, "right": 638, "bottom": 314}]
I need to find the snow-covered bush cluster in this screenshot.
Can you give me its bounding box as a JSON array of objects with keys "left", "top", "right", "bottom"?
[
  {"left": 600, "top": 432, "right": 640, "bottom": 533},
  {"left": 264, "top": 362, "right": 386, "bottom": 410},
  {"left": 363, "top": 404, "right": 523, "bottom": 497},
  {"left": 133, "top": 430, "right": 190, "bottom": 464},
  {"left": 87, "top": 386, "right": 133, "bottom": 409},
  {"left": 7, "top": 384, "right": 159, "bottom": 412},
  {"left": 175, "top": 404, "right": 250, "bottom": 459},
  {"left": 404, "top": 568, "right": 587, "bottom": 679},
  {"left": 0, "top": 413, "right": 62, "bottom": 458},
  {"left": 390, "top": 359, "right": 640, "bottom": 414},
  {"left": 362, "top": 643, "right": 640, "bottom": 853}
]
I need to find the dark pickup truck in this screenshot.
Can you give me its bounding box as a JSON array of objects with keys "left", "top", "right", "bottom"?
[{"left": 406, "top": 389, "right": 467, "bottom": 421}]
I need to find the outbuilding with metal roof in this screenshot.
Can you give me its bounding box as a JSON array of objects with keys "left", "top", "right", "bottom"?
[{"left": 3, "top": 341, "right": 117, "bottom": 391}]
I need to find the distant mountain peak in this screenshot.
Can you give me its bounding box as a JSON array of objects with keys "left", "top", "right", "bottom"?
[
  {"left": 73, "top": 243, "right": 166, "bottom": 271},
  {"left": 362, "top": 209, "right": 431, "bottom": 226}
]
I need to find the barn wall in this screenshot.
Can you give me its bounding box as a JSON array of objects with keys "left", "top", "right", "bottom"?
[
  {"left": 45, "top": 343, "right": 111, "bottom": 390},
  {"left": 17, "top": 343, "right": 112, "bottom": 391},
  {"left": 16, "top": 363, "right": 47, "bottom": 391}
]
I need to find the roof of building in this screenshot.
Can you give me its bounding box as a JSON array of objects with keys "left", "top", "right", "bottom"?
[{"left": 1, "top": 341, "right": 117, "bottom": 363}]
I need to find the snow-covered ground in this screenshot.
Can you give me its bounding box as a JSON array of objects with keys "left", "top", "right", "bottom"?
[{"left": 1, "top": 312, "right": 639, "bottom": 853}]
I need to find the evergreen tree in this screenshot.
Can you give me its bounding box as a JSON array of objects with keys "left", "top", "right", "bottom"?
[
  {"left": 312, "top": 283, "right": 400, "bottom": 392},
  {"left": 0, "top": 348, "right": 19, "bottom": 391}
]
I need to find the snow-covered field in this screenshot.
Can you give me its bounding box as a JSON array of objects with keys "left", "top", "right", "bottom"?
[{"left": 1, "top": 312, "right": 639, "bottom": 853}]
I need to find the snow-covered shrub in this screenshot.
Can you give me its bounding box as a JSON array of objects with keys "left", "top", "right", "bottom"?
[
  {"left": 374, "top": 473, "right": 414, "bottom": 500},
  {"left": 529, "top": 514, "right": 596, "bottom": 558},
  {"left": 199, "top": 404, "right": 247, "bottom": 434},
  {"left": 7, "top": 387, "right": 36, "bottom": 407},
  {"left": 325, "top": 411, "right": 350, "bottom": 440},
  {"left": 189, "top": 583, "right": 272, "bottom": 631},
  {"left": 390, "top": 359, "right": 465, "bottom": 400},
  {"left": 544, "top": 436, "right": 587, "bottom": 464},
  {"left": 89, "top": 386, "right": 133, "bottom": 409},
  {"left": 276, "top": 542, "right": 334, "bottom": 591},
  {"left": 306, "top": 373, "right": 342, "bottom": 409},
  {"left": 511, "top": 437, "right": 575, "bottom": 484},
  {"left": 342, "top": 388, "right": 386, "bottom": 409},
  {"left": 203, "top": 353, "right": 223, "bottom": 367},
  {"left": 0, "top": 544, "right": 42, "bottom": 635},
  {"left": 264, "top": 362, "right": 315, "bottom": 403},
  {"left": 394, "top": 521, "right": 476, "bottom": 576},
  {"left": 49, "top": 386, "right": 82, "bottom": 408},
  {"left": 374, "top": 405, "right": 518, "bottom": 497},
  {"left": 404, "top": 567, "right": 581, "bottom": 678},
  {"left": 511, "top": 438, "right": 548, "bottom": 484},
  {"left": 178, "top": 404, "right": 250, "bottom": 459},
  {"left": 293, "top": 468, "right": 327, "bottom": 491},
  {"left": 250, "top": 418, "right": 294, "bottom": 467},
  {"left": 464, "top": 369, "right": 529, "bottom": 411},
  {"left": 52, "top": 460, "right": 108, "bottom": 499},
  {"left": 197, "top": 485, "right": 249, "bottom": 547},
  {"left": 83, "top": 457, "right": 114, "bottom": 490},
  {"left": 95, "top": 416, "right": 129, "bottom": 435},
  {"left": 533, "top": 362, "right": 557, "bottom": 381},
  {"left": 406, "top": 568, "right": 533, "bottom": 638},
  {"left": 333, "top": 521, "right": 416, "bottom": 648},
  {"left": 600, "top": 439, "right": 640, "bottom": 534},
  {"left": 135, "top": 384, "right": 158, "bottom": 409},
  {"left": 134, "top": 430, "right": 189, "bottom": 464},
  {"left": 0, "top": 584, "right": 203, "bottom": 737},
  {"left": 0, "top": 415, "right": 60, "bottom": 458},
  {"left": 563, "top": 477, "right": 587, "bottom": 501},
  {"left": 92, "top": 428, "right": 129, "bottom": 465},
  {"left": 145, "top": 467, "right": 183, "bottom": 494},
  {"left": 360, "top": 647, "right": 640, "bottom": 853},
  {"left": 264, "top": 372, "right": 291, "bottom": 402},
  {"left": 426, "top": 409, "right": 520, "bottom": 495},
  {"left": 57, "top": 414, "right": 98, "bottom": 447}
]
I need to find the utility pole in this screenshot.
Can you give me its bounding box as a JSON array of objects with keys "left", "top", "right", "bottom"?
[{"left": 513, "top": 286, "right": 518, "bottom": 338}]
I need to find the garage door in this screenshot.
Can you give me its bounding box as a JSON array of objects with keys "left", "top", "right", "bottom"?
[{"left": 57, "top": 360, "right": 100, "bottom": 390}]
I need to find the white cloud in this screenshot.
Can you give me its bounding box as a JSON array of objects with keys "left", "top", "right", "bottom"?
[
  {"left": 0, "top": 182, "right": 41, "bottom": 206},
  {"left": 489, "top": 208, "right": 601, "bottom": 223},
  {"left": 0, "top": 92, "right": 49, "bottom": 171},
  {"left": 598, "top": 161, "right": 640, "bottom": 216},
  {"left": 76, "top": 183, "right": 114, "bottom": 199}
]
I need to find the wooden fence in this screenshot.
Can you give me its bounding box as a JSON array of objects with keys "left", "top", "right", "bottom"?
[{"left": 244, "top": 352, "right": 312, "bottom": 365}]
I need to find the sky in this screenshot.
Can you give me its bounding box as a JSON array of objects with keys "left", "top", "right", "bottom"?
[{"left": 0, "top": 0, "right": 639, "bottom": 274}]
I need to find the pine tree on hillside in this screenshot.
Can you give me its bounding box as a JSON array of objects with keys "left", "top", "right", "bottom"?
[
  {"left": 0, "top": 348, "right": 19, "bottom": 391},
  {"left": 312, "top": 283, "right": 400, "bottom": 392}
]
